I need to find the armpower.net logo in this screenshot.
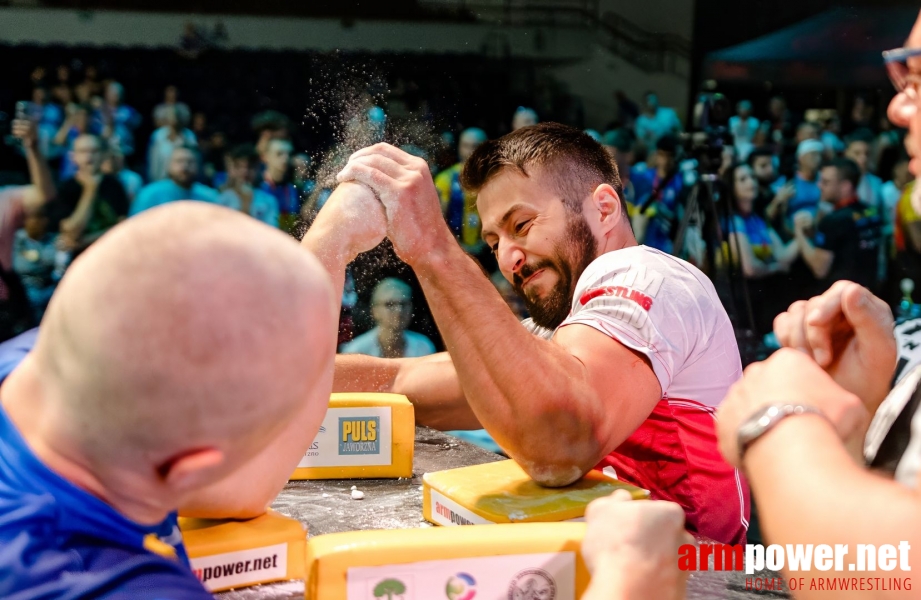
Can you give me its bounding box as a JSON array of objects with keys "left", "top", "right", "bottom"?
[{"left": 680, "top": 542, "right": 912, "bottom": 593}]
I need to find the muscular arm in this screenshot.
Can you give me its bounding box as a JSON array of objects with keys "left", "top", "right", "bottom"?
[
  {"left": 745, "top": 415, "right": 920, "bottom": 598},
  {"left": 333, "top": 352, "right": 480, "bottom": 430},
  {"left": 413, "top": 243, "right": 661, "bottom": 486}
]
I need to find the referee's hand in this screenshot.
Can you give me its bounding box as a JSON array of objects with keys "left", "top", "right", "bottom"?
[{"left": 773, "top": 281, "right": 895, "bottom": 415}]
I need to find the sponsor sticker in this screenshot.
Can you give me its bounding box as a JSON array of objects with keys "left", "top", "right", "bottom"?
[
  {"left": 190, "top": 543, "right": 288, "bottom": 591},
  {"left": 347, "top": 552, "right": 575, "bottom": 600},
  {"left": 299, "top": 407, "right": 392, "bottom": 468},
  {"left": 427, "top": 488, "right": 493, "bottom": 526}
]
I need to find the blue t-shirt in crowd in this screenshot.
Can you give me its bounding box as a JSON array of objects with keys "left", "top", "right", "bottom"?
[
  {"left": 634, "top": 170, "right": 683, "bottom": 254},
  {"left": 0, "top": 329, "right": 212, "bottom": 600},
  {"left": 130, "top": 180, "right": 220, "bottom": 216},
  {"left": 787, "top": 173, "right": 821, "bottom": 218}
]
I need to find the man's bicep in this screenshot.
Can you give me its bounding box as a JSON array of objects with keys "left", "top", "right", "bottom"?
[{"left": 553, "top": 323, "right": 662, "bottom": 452}]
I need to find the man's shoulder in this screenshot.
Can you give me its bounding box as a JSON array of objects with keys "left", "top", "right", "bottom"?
[
  {"left": 0, "top": 532, "right": 210, "bottom": 600},
  {"left": 340, "top": 329, "right": 380, "bottom": 355},
  {"left": 580, "top": 246, "right": 700, "bottom": 284},
  {"left": 404, "top": 330, "right": 436, "bottom": 355},
  {"left": 140, "top": 180, "right": 172, "bottom": 194},
  {"left": 573, "top": 247, "right": 721, "bottom": 322}
]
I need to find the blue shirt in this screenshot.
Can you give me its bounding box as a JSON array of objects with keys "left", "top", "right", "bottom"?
[
  {"left": 130, "top": 180, "right": 220, "bottom": 217},
  {"left": 634, "top": 170, "right": 683, "bottom": 254},
  {"left": 215, "top": 188, "right": 280, "bottom": 228},
  {"left": 0, "top": 329, "right": 212, "bottom": 599},
  {"left": 787, "top": 173, "right": 821, "bottom": 218}
]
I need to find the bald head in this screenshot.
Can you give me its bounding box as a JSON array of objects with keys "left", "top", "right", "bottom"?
[{"left": 34, "top": 203, "right": 336, "bottom": 482}]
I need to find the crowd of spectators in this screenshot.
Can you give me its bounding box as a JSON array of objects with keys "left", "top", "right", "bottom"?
[
  {"left": 0, "top": 55, "right": 911, "bottom": 360},
  {"left": 595, "top": 91, "right": 913, "bottom": 345}
]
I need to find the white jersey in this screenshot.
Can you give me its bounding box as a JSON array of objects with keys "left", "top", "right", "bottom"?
[
  {"left": 526, "top": 245, "right": 742, "bottom": 408},
  {"left": 524, "top": 245, "right": 747, "bottom": 544}
]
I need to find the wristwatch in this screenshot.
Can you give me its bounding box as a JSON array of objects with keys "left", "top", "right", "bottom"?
[{"left": 737, "top": 404, "right": 827, "bottom": 460}]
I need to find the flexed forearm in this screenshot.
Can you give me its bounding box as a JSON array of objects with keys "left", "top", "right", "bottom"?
[{"left": 413, "top": 243, "right": 603, "bottom": 484}]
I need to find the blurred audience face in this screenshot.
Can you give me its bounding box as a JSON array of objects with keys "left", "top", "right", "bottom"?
[
  {"left": 73, "top": 107, "right": 90, "bottom": 133},
  {"left": 845, "top": 140, "right": 870, "bottom": 174},
  {"left": 292, "top": 153, "right": 311, "bottom": 183},
  {"left": 32, "top": 87, "right": 47, "bottom": 105},
  {"left": 751, "top": 155, "right": 776, "bottom": 184},
  {"left": 74, "top": 83, "right": 92, "bottom": 104},
  {"left": 24, "top": 214, "right": 48, "bottom": 241},
  {"left": 264, "top": 139, "right": 293, "bottom": 180},
  {"left": 164, "top": 85, "right": 178, "bottom": 104},
  {"left": 56, "top": 65, "right": 70, "bottom": 84},
  {"left": 796, "top": 122, "right": 819, "bottom": 143},
  {"left": 733, "top": 165, "right": 757, "bottom": 214},
  {"left": 101, "top": 147, "right": 125, "bottom": 175},
  {"left": 168, "top": 147, "right": 199, "bottom": 188},
  {"left": 458, "top": 128, "right": 487, "bottom": 163},
  {"left": 819, "top": 165, "right": 852, "bottom": 205},
  {"left": 192, "top": 112, "right": 207, "bottom": 133},
  {"left": 512, "top": 108, "right": 538, "bottom": 131},
  {"left": 799, "top": 150, "right": 822, "bottom": 175},
  {"left": 644, "top": 93, "right": 659, "bottom": 113},
  {"left": 225, "top": 156, "right": 255, "bottom": 187},
  {"left": 769, "top": 97, "right": 786, "bottom": 119},
  {"left": 105, "top": 82, "right": 123, "bottom": 106},
  {"left": 737, "top": 100, "right": 753, "bottom": 118},
  {"left": 72, "top": 135, "right": 103, "bottom": 174},
  {"left": 162, "top": 106, "right": 179, "bottom": 130},
  {"left": 371, "top": 279, "right": 414, "bottom": 335},
  {"left": 655, "top": 148, "right": 675, "bottom": 175}
]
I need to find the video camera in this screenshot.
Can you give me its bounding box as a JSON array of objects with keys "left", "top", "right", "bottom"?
[{"left": 681, "top": 91, "right": 733, "bottom": 177}]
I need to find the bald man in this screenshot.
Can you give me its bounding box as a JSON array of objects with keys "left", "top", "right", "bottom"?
[{"left": 0, "top": 200, "right": 361, "bottom": 598}]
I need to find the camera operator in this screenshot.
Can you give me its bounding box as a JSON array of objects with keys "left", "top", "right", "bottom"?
[{"left": 632, "top": 135, "right": 684, "bottom": 253}]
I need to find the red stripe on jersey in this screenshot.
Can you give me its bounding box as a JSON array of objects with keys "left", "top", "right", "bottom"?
[{"left": 595, "top": 398, "right": 750, "bottom": 545}]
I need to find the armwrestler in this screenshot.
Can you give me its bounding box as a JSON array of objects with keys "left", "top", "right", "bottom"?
[
  {"left": 0, "top": 203, "right": 343, "bottom": 598},
  {"left": 330, "top": 123, "right": 749, "bottom": 544}
]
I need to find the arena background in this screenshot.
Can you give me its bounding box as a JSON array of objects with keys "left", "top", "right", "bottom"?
[{"left": 0, "top": 0, "right": 919, "bottom": 359}]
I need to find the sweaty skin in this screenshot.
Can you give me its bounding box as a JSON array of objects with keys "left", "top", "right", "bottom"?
[{"left": 2, "top": 202, "right": 338, "bottom": 524}]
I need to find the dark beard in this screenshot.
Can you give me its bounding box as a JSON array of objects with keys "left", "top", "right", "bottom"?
[{"left": 512, "top": 215, "right": 598, "bottom": 330}]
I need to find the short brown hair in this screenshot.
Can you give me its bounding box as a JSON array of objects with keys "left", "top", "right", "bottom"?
[{"left": 461, "top": 122, "right": 625, "bottom": 216}]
